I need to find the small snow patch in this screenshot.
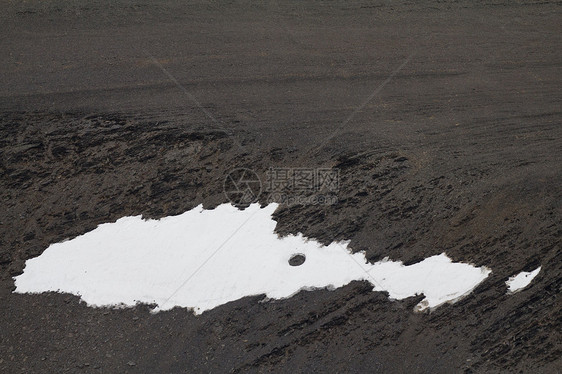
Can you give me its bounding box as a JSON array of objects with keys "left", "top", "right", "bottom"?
[
  {"left": 14, "top": 203, "right": 491, "bottom": 314},
  {"left": 506, "top": 267, "right": 541, "bottom": 294}
]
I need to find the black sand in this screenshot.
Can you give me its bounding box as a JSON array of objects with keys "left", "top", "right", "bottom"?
[{"left": 0, "top": 1, "right": 560, "bottom": 372}]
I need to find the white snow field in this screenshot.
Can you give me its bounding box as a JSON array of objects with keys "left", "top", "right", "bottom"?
[
  {"left": 506, "top": 267, "right": 541, "bottom": 294},
  {"left": 14, "top": 203, "right": 491, "bottom": 314}
]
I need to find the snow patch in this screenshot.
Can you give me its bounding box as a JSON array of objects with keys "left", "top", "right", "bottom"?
[
  {"left": 14, "top": 203, "right": 491, "bottom": 314},
  {"left": 506, "top": 267, "right": 541, "bottom": 294}
]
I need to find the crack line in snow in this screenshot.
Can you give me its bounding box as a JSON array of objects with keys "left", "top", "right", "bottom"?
[
  {"left": 334, "top": 241, "right": 387, "bottom": 291},
  {"left": 159, "top": 207, "right": 261, "bottom": 310}
]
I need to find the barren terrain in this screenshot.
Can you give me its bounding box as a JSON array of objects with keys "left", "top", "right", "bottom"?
[{"left": 1, "top": 1, "right": 560, "bottom": 373}]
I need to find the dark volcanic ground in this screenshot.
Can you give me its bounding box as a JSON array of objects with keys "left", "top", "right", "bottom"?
[{"left": 0, "top": 1, "right": 561, "bottom": 373}]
